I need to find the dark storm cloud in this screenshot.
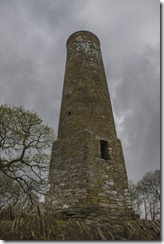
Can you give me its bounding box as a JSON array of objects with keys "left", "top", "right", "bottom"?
[
  {"left": 0, "top": 0, "right": 160, "bottom": 182},
  {"left": 111, "top": 44, "right": 160, "bottom": 182}
]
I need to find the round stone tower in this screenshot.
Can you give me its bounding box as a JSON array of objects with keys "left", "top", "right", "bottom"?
[
  {"left": 47, "top": 31, "right": 137, "bottom": 223},
  {"left": 58, "top": 31, "right": 116, "bottom": 139}
]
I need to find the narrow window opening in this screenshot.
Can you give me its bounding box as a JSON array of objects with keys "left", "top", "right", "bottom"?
[
  {"left": 68, "top": 112, "right": 71, "bottom": 116},
  {"left": 100, "top": 140, "right": 109, "bottom": 160}
]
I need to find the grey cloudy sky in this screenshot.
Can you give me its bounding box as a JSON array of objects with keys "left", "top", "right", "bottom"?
[{"left": 0, "top": 0, "right": 160, "bottom": 182}]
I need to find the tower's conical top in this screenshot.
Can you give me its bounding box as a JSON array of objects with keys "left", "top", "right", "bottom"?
[{"left": 66, "top": 30, "right": 100, "bottom": 47}]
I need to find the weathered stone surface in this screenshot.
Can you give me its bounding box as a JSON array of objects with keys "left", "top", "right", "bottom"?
[{"left": 46, "top": 31, "right": 137, "bottom": 222}]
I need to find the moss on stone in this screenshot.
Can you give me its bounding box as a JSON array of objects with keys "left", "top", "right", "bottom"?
[
  {"left": 0, "top": 220, "right": 14, "bottom": 240},
  {"left": 53, "top": 219, "right": 66, "bottom": 229}
]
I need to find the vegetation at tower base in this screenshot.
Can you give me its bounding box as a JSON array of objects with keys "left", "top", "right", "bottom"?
[
  {"left": 0, "top": 204, "right": 160, "bottom": 240},
  {"left": 0, "top": 105, "right": 55, "bottom": 206}
]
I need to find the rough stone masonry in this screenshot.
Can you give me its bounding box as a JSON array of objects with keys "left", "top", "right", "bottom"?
[{"left": 46, "top": 31, "right": 137, "bottom": 223}]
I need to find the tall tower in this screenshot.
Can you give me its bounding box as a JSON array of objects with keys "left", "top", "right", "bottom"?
[{"left": 47, "top": 31, "right": 137, "bottom": 223}]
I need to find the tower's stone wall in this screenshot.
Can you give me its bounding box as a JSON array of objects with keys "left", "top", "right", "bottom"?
[
  {"left": 47, "top": 31, "right": 137, "bottom": 222},
  {"left": 58, "top": 31, "right": 117, "bottom": 139}
]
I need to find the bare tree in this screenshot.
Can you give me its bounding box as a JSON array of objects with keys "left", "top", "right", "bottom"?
[
  {"left": 138, "top": 170, "right": 160, "bottom": 201},
  {"left": 129, "top": 170, "right": 160, "bottom": 220},
  {"left": 0, "top": 105, "right": 55, "bottom": 204},
  {"left": 128, "top": 180, "right": 142, "bottom": 217},
  {"left": 137, "top": 170, "right": 160, "bottom": 220}
]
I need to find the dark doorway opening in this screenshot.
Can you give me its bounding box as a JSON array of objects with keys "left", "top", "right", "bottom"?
[{"left": 100, "top": 140, "right": 109, "bottom": 160}]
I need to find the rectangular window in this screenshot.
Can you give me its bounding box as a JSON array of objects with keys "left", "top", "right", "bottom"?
[{"left": 100, "top": 140, "right": 110, "bottom": 160}]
